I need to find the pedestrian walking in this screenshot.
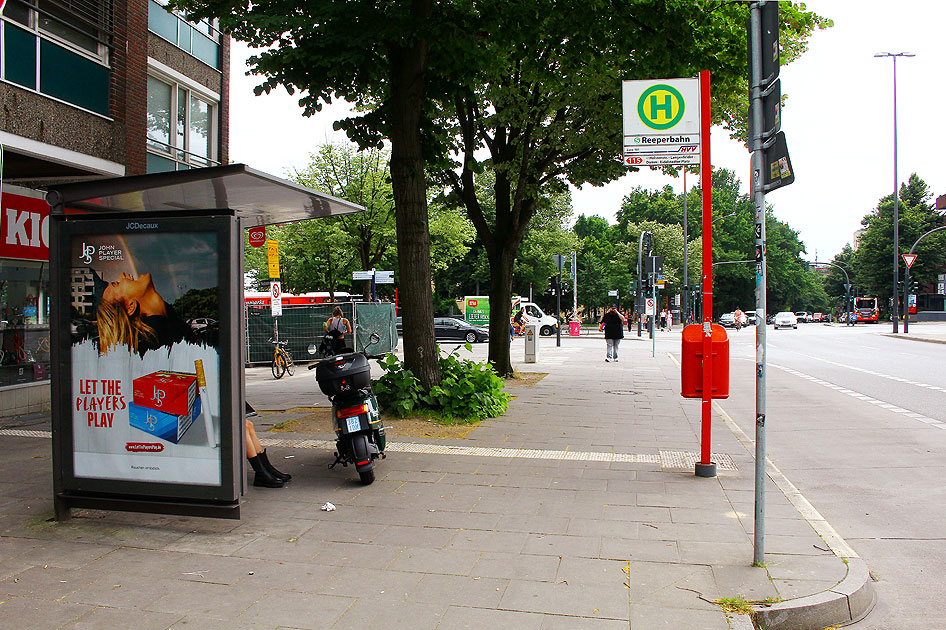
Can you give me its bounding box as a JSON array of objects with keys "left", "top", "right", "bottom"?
[{"left": 598, "top": 306, "right": 627, "bottom": 362}]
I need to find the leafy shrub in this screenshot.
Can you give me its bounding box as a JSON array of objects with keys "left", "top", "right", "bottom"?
[{"left": 373, "top": 344, "right": 510, "bottom": 422}]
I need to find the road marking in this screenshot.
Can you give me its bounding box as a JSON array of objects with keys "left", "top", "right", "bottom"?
[
  {"left": 791, "top": 351, "right": 946, "bottom": 393},
  {"left": 770, "top": 363, "right": 946, "bottom": 429}
]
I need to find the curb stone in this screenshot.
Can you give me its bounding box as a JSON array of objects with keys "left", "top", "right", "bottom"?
[{"left": 750, "top": 557, "right": 875, "bottom": 630}]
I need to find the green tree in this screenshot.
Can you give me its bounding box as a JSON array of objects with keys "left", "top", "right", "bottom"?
[
  {"left": 292, "top": 144, "right": 397, "bottom": 299},
  {"left": 823, "top": 244, "right": 857, "bottom": 313},
  {"left": 428, "top": 203, "right": 476, "bottom": 314},
  {"left": 439, "top": 1, "right": 828, "bottom": 374},
  {"left": 174, "top": 0, "right": 459, "bottom": 388},
  {"left": 854, "top": 174, "right": 946, "bottom": 316}
]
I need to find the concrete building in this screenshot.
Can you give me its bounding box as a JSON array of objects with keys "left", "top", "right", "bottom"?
[{"left": 0, "top": 0, "right": 230, "bottom": 415}]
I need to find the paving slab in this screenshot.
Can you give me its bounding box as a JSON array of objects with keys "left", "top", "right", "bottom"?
[{"left": 0, "top": 336, "right": 871, "bottom": 629}]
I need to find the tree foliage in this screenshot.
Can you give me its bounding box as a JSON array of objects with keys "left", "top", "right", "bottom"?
[
  {"left": 243, "top": 145, "right": 398, "bottom": 300},
  {"left": 853, "top": 173, "right": 946, "bottom": 316}
]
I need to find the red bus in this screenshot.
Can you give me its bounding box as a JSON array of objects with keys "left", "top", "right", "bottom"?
[
  {"left": 244, "top": 291, "right": 357, "bottom": 307},
  {"left": 854, "top": 297, "right": 879, "bottom": 323}
]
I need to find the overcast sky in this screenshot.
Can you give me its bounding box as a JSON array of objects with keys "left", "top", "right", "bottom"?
[{"left": 228, "top": 0, "right": 946, "bottom": 262}]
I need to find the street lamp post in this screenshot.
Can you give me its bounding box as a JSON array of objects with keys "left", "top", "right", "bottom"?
[{"left": 875, "top": 51, "right": 914, "bottom": 333}]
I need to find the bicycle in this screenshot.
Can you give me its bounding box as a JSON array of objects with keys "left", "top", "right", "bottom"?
[{"left": 269, "top": 337, "right": 295, "bottom": 379}]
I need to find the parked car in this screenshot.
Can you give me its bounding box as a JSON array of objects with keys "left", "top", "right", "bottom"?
[
  {"left": 812, "top": 312, "right": 824, "bottom": 322},
  {"left": 774, "top": 312, "right": 798, "bottom": 329},
  {"left": 719, "top": 312, "right": 736, "bottom": 328},
  {"left": 396, "top": 317, "right": 489, "bottom": 343},
  {"left": 745, "top": 310, "right": 758, "bottom": 325},
  {"left": 794, "top": 311, "right": 813, "bottom": 323},
  {"left": 188, "top": 317, "right": 217, "bottom": 331}
]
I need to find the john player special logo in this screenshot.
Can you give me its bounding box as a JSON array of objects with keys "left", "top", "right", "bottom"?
[
  {"left": 151, "top": 386, "right": 166, "bottom": 408},
  {"left": 79, "top": 242, "right": 124, "bottom": 262},
  {"left": 79, "top": 243, "right": 95, "bottom": 264}
]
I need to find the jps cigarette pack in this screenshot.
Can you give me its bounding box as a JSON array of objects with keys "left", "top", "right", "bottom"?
[
  {"left": 133, "top": 371, "right": 197, "bottom": 416},
  {"left": 129, "top": 397, "right": 201, "bottom": 444}
]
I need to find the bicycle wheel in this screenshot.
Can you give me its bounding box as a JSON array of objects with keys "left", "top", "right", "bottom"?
[
  {"left": 271, "top": 353, "right": 286, "bottom": 379},
  {"left": 284, "top": 351, "right": 295, "bottom": 376}
]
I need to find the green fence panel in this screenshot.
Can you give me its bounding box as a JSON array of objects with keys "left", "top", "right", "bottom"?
[{"left": 245, "top": 302, "right": 397, "bottom": 365}]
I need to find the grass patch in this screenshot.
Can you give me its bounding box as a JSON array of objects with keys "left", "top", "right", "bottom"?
[{"left": 713, "top": 595, "right": 781, "bottom": 614}]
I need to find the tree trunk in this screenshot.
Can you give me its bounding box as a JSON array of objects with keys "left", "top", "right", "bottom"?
[
  {"left": 486, "top": 245, "right": 518, "bottom": 376},
  {"left": 388, "top": 0, "right": 440, "bottom": 389}
]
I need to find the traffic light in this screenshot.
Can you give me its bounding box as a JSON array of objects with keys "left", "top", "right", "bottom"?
[{"left": 909, "top": 279, "right": 918, "bottom": 293}]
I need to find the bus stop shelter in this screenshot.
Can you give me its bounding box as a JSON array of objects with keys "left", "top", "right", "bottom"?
[{"left": 45, "top": 164, "right": 364, "bottom": 520}]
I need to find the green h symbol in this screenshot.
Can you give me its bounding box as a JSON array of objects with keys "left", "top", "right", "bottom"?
[{"left": 650, "top": 94, "right": 674, "bottom": 120}]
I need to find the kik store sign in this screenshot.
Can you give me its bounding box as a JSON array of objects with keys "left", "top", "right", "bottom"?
[
  {"left": 622, "top": 77, "right": 701, "bottom": 166},
  {"left": 0, "top": 189, "right": 50, "bottom": 261}
]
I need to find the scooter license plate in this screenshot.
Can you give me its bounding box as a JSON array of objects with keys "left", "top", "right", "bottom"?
[{"left": 345, "top": 416, "right": 361, "bottom": 433}]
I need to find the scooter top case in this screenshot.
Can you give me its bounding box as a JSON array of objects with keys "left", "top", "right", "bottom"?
[{"left": 315, "top": 352, "right": 371, "bottom": 397}]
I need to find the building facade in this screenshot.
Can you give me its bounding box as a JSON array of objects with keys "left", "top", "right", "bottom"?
[{"left": 0, "top": 0, "right": 229, "bottom": 416}]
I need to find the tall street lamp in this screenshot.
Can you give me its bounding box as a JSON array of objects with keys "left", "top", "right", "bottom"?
[{"left": 874, "top": 51, "right": 914, "bottom": 333}]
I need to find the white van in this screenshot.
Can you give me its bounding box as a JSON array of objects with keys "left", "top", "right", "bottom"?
[{"left": 515, "top": 300, "right": 559, "bottom": 336}]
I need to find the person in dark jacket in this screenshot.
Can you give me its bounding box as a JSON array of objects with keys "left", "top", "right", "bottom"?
[{"left": 598, "top": 306, "right": 628, "bottom": 362}]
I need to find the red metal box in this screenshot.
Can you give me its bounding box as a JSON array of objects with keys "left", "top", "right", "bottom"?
[{"left": 680, "top": 324, "right": 729, "bottom": 399}]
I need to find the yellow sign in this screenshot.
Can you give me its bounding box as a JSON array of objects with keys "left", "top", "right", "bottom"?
[{"left": 266, "top": 240, "right": 280, "bottom": 279}]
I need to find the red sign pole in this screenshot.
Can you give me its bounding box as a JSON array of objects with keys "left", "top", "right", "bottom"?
[{"left": 697, "top": 70, "right": 716, "bottom": 477}]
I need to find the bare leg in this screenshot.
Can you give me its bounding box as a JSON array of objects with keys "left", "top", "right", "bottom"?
[{"left": 245, "top": 419, "right": 263, "bottom": 459}]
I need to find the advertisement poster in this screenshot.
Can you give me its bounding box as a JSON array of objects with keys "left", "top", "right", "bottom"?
[{"left": 68, "top": 230, "right": 222, "bottom": 486}]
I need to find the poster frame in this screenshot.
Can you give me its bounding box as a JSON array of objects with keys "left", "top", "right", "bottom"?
[{"left": 50, "top": 212, "right": 242, "bottom": 519}]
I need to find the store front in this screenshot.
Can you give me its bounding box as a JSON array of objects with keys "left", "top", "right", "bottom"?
[{"left": 0, "top": 186, "right": 52, "bottom": 414}]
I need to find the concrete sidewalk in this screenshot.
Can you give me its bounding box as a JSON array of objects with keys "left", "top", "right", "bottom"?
[{"left": 0, "top": 339, "right": 870, "bottom": 629}]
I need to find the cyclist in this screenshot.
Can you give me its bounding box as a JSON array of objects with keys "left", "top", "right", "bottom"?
[
  {"left": 734, "top": 307, "right": 744, "bottom": 331},
  {"left": 324, "top": 306, "right": 353, "bottom": 354}
]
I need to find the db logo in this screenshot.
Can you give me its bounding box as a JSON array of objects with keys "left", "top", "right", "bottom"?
[
  {"left": 625, "top": 156, "right": 643, "bottom": 165},
  {"left": 248, "top": 227, "right": 266, "bottom": 247},
  {"left": 468, "top": 299, "right": 478, "bottom": 307}
]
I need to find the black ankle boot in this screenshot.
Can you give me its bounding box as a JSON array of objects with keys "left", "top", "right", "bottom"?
[
  {"left": 259, "top": 449, "right": 291, "bottom": 482},
  {"left": 248, "top": 455, "right": 284, "bottom": 488}
]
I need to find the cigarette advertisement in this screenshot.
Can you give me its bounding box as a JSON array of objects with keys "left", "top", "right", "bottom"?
[{"left": 68, "top": 229, "right": 222, "bottom": 486}]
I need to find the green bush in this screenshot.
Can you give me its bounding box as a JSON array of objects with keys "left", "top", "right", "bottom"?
[{"left": 373, "top": 344, "right": 510, "bottom": 422}]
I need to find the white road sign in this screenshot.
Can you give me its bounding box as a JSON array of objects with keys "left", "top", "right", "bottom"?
[
  {"left": 622, "top": 77, "right": 701, "bottom": 167},
  {"left": 352, "top": 270, "right": 374, "bottom": 280},
  {"left": 645, "top": 297, "right": 656, "bottom": 316},
  {"left": 375, "top": 271, "right": 395, "bottom": 284},
  {"left": 270, "top": 281, "right": 282, "bottom": 317}
]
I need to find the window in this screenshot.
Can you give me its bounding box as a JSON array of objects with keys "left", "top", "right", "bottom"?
[
  {"left": 148, "top": 0, "right": 221, "bottom": 69},
  {"left": 3, "top": 0, "right": 111, "bottom": 61},
  {"left": 147, "top": 73, "right": 218, "bottom": 172},
  {"left": 0, "top": 260, "right": 50, "bottom": 386},
  {"left": 0, "top": 0, "right": 111, "bottom": 115}
]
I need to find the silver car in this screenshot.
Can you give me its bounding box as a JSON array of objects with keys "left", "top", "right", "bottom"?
[{"left": 774, "top": 312, "right": 798, "bottom": 329}]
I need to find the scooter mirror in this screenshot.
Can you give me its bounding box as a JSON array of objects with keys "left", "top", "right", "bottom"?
[
  {"left": 307, "top": 344, "right": 317, "bottom": 355},
  {"left": 369, "top": 333, "right": 381, "bottom": 344}
]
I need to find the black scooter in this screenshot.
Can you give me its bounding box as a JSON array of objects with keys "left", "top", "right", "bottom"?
[{"left": 308, "top": 333, "right": 386, "bottom": 484}]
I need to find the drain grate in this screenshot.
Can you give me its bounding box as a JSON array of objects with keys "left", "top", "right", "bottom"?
[{"left": 604, "top": 390, "right": 641, "bottom": 396}]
